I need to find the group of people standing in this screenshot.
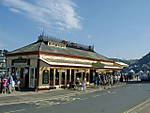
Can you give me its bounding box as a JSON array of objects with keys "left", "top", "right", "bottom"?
[
  {"left": 94, "top": 74, "right": 119, "bottom": 87},
  {"left": 0, "top": 73, "right": 20, "bottom": 94},
  {"left": 68, "top": 78, "right": 87, "bottom": 91},
  {"left": 69, "top": 74, "right": 120, "bottom": 90},
  {"left": 75, "top": 78, "right": 86, "bottom": 91}
]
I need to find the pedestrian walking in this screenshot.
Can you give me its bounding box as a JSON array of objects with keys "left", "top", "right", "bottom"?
[
  {"left": 120, "top": 75, "right": 123, "bottom": 82},
  {"left": 98, "top": 75, "right": 101, "bottom": 87},
  {"left": 8, "top": 74, "right": 14, "bottom": 94},
  {"left": 82, "top": 79, "right": 86, "bottom": 91},
  {"left": 108, "top": 75, "right": 111, "bottom": 86},
  {"left": 97, "top": 76, "right": 100, "bottom": 86},
  {"left": 12, "top": 80, "right": 15, "bottom": 92},
  {"left": 110, "top": 75, "right": 113, "bottom": 86},
  {"left": 16, "top": 79, "right": 21, "bottom": 91},
  {"left": 75, "top": 78, "right": 80, "bottom": 90}
]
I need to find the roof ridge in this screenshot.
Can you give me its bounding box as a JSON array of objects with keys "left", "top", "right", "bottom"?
[{"left": 38, "top": 41, "right": 44, "bottom": 51}]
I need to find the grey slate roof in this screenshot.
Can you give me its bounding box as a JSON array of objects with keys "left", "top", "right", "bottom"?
[
  {"left": 8, "top": 41, "right": 108, "bottom": 61},
  {"left": 9, "top": 42, "right": 42, "bottom": 54}
]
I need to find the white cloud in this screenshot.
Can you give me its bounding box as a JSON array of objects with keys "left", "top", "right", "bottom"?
[
  {"left": 9, "top": 8, "right": 22, "bottom": 14},
  {"left": 2, "top": 0, "right": 82, "bottom": 30}
]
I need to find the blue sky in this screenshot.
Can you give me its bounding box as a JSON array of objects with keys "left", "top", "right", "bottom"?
[{"left": 0, "top": 0, "right": 150, "bottom": 59}]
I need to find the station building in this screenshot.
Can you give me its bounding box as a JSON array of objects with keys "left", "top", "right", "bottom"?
[{"left": 6, "top": 35, "right": 125, "bottom": 90}]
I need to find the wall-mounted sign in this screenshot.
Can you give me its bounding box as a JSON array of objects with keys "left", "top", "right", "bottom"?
[
  {"left": 12, "top": 57, "right": 30, "bottom": 65},
  {"left": 13, "top": 58, "right": 27, "bottom": 63}
]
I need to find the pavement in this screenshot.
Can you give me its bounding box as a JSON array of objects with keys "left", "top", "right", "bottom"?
[
  {"left": 0, "top": 83, "right": 124, "bottom": 106},
  {"left": 124, "top": 97, "right": 150, "bottom": 113}
]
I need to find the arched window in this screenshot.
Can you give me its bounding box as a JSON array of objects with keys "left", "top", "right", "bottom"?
[{"left": 42, "top": 70, "right": 49, "bottom": 84}]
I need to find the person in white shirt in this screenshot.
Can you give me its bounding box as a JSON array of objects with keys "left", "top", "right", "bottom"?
[{"left": 12, "top": 80, "right": 15, "bottom": 92}]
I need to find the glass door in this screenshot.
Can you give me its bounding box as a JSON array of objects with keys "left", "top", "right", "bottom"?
[{"left": 29, "top": 68, "right": 35, "bottom": 88}]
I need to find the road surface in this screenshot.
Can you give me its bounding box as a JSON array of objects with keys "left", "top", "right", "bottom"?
[{"left": 1, "top": 82, "right": 150, "bottom": 113}]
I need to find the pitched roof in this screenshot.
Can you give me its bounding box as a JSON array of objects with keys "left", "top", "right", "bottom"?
[
  {"left": 8, "top": 41, "right": 109, "bottom": 61},
  {"left": 9, "top": 42, "right": 42, "bottom": 54}
]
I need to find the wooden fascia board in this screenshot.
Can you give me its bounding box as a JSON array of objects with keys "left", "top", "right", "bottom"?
[{"left": 6, "top": 51, "right": 39, "bottom": 56}]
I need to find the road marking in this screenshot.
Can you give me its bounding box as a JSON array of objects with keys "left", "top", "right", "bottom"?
[
  {"left": 92, "top": 95, "right": 100, "bottom": 98},
  {"left": 124, "top": 98, "right": 150, "bottom": 113},
  {"left": 34, "top": 97, "right": 81, "bottom": 108},
  {"left": 106, "top": 90, "right": 116, "bottom": 94},
  {"left": 34, "top": 96, "right": 88, "bottom": 109},
  {"left": 107, "top": 91, "right": 111, "bottom": 93},
  {"left": 80, "top": 98, "right": 88, "bottom": 101},
  {"left": 4, "top": 109, "right": 25, "bottom": 113},
  {"left": 35, "top": 101, "right": 61, "bottom": 109}
]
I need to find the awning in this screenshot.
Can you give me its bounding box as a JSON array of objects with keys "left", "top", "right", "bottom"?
[
  {"left": 40, "top": 58, "right": 93, "bottom": 68},
  {"left": 92, "top": 62, "right": 122, "bottom": 70}
]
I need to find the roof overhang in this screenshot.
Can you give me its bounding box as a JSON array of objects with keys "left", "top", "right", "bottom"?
[{"left": 40, "top": 57, "right": 93, "bottom": 68}]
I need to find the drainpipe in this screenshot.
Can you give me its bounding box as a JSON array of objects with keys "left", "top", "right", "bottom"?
[{"left": 36, "top": 53, "right": 40, "bottom": 92}]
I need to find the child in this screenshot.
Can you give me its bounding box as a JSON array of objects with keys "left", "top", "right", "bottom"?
[{"left": 2, "top": 78, "right": 8, "bottom": 94}]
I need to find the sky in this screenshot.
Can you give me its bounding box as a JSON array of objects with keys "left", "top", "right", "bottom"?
[{"left": 0, "top": 0, "right": 150, "bottom": 59}]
